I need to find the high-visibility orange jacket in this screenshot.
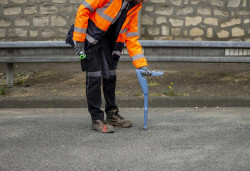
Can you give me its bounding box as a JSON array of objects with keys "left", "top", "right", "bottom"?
[{"left": 73, "top": 0, "right": 148, "bottom": 69}]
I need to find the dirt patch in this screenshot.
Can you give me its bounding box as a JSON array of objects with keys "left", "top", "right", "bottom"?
[{"left": 0, "top": 62, "right": 249, "bottom": 97}]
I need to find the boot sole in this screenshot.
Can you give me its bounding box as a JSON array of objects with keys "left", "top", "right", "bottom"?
[
  {"left": 107, "top": 122, "right": 132, "bottom": 128},
  {"left": 91, "top": 126, "right": 115, "bottom": 133}
]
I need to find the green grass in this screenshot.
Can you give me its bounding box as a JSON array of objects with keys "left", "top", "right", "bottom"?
[
  {"left": 47, "top": 83, "right": 52, "bottom": 87},
  {"left": 150, "top": 93, "right": 161, "bottom": 96},
  {"left": 0, "top": 86, "right": 6, "bottom": 95},
  {"left": 15, "top": 79, "right": 24, "bottom": 85},
  {"left": 148, "top": 81, "right": 160, "bottom": 87},
  {"left": 116, "top": 91, "right": 123, "bottom": 95},
  {"left": 164, "top": 88, "right": 178, "bottom": 96},
  {"left": 133, "top": 92, "right": 141, "bottom": 96}
]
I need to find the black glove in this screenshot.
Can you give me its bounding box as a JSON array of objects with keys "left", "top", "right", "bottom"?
[
  {"left": 74, "top": 41, "right": 85, "bottom": 56},
  {"left": 139, "top": 66, "right": 152, "bottom": 76}
]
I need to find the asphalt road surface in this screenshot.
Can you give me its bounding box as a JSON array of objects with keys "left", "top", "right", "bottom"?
[{"left": 0, "top": 108, "right": 250, "bottom": 171}]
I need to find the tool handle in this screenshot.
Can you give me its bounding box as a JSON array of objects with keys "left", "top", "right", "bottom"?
[
  {"left": 79, "top": 51, "right": 86, "bottom": 60},
  {"left": 151, "top": 70, "right": 164, "bottom": 76}
]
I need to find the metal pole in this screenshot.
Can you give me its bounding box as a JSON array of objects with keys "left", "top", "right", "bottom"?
[{"left": 6, "top": 63, "right": 14, "bottom": 86}]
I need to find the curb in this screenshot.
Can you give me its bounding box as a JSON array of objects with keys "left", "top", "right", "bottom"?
[{"left": 0, "top": 96, "right": 250, "bottom": 108}]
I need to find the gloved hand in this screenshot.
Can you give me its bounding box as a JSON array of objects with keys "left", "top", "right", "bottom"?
[
  {"left": 74, "top": 41, "right": 85, "bottom": 56},
  {"left": 139, "top": 66, "right": 152, "bottom": 76}
]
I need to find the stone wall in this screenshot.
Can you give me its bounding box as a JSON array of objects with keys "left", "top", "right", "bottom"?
[
  {"left": 0, "top": 0, "right": 80, "bottom": 41},
  {"left": 0, "top": 0, "right": 250, "bottom": 41},
  {"left": 141, "top": 0, "right": 250, "bottom": 41}
]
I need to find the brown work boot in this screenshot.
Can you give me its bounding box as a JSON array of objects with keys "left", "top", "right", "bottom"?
[
  {"left": 106, "top": 108, "right": 132, "bottom": 128},
  {"left": 91, "top": 120, "right": 114, "bottom": 133}
]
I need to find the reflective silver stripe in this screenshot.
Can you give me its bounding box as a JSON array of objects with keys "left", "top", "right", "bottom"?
[
  {"left": 87, "top": 71, "right": 101, "bottom": 77},
  {"left": 120, "top": 28, "right": 128, "bottom": 34},
  {"left": 96, "top": 0, "right": 114, "bottom": 22},
  {"left": 131, "top": 53, "right": 144, "bottom": 61},
  {"left": 112, "top": 51, "right": 121, "bottom": 56},
  {"left": 96, "top": 10, "right": 114, "bottom": 22},
  {"left": 126, "top": 31, "right": 139, "bottom": 37},
  {"left": 86, "top": 34, "right": 98, "bottom": 44},
  {"left": 109, "top": 70, "right": 116, "bottom": 76},
  {"left": 74, "top": 26, "right": 86, "bottom": 34},
  {"left": 82, "top": 1, "right": 94, "bottom": 12}
]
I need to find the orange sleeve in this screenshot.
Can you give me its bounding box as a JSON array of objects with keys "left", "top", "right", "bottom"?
[{"left": 125, "top": 7, "right": 147, "bottom": 68}]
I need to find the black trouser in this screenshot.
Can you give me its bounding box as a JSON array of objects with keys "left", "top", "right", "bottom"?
[{"left": 84, "top": 38, "right": 119, "bottom": 121}]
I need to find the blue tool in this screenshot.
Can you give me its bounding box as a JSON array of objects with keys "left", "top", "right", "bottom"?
[{"left": 136, "top": 69, "right": 164, "bottom": 130}]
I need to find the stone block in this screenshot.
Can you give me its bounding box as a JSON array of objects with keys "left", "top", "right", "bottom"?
[
  {"left": 145, "top": 5, "right": 153, "bottom": 12},
  {"left": 190, "top": 28, "right": 204, "bottom": 36},
  {"left": 9, "top": 28, "right": 27, "bottom": 38},
  {"left": 237, "top": 10, "right": 250, "bottom": 16},
  {"left": 170, "top": 0, "right": 182, "bottom": 6},
  {"left": 204, "top": 18, "right": 218, "bottom": 26},
  {"left": 185, "top": 16, "right": 202, "bottom": 26},
  {"left": 33, "top": 17, "right": 49, "bottom": 26},
  {"left": 0, "top": 29, "right": 6, "bottom": 37},
  {"left": 142, "top": 14, "right": 154, "bottom": 25},
  {"left": 191, "top": 0, "right": 205, "bottom": 5},
  {"left": 211, "top": 0, "right": 223, "bottom": 6},
  {"left": 244, "top": 19, "right": 250, "bottom": 24},
  {"left": 10, "top": 0, "right": 27, "bottom": 3},
  {"left": 40, "top": 6, "right": 58, "bottom": 14},
  {"left": 69, "top": 0, "right": 82, "bottom": 3},
  {"left": 148, "top": 27, "right": 160, "bottom": 36},
  {"left": 30, "top": 30, "right": 39, "bottom": 37},
  {"left": 3, "top": 6, "right": 21, "bottom": 15},
  {"left": 183, "top": 0, "right": 189, "bottom": 4},
  {"left": 155, "top": 6, "right": 173, "bottom": 15},
  {"left": 29, "top": 0, "right": 49, "bottom": 3},
  {"left": 217, "top": 30, "right": 229, "bottom": 38},
  {"left": 197, "top": 7, "right": 211, "bottom": 15},
  {"left": 174, "top": 37, "right": 192, "bottom": 41},
  {"left": 24, "top": 6, "right": 37, "bottom": 15},
  {"left": 51, "top": 16, "right": 67, "bottom": 26},
  {"left": 194, "top": 37, "right": 204, "bottom": 41},
  {"left": 41, "top": 29, "right": 56, "bottom": 38},
  {"left": 232, "top": 27, "right": 245, "bottom": 37},
  {"left": 52, "top": 0, "right": 66, "bottom": 3},
  {"left": 15, "top": 18, "right": 30, "bottom": 26},
  {"left": 169, "top": 18, "right": 183, "bottom": 26},
  {"left": 0, "top": 18, "right": 11, "bottom": 27},
  {"left": 177, "top": 7, "right": 193, "bottom": 15},
  {"left": 150, "top": 0, "right": 165, "bottom": 3},
  {"left": 0, "top": 0, "right": 8, "bottom": 4},
  {"left": 242, "top": 0, "right": 247, "bottom": 7},
  {"left": 228, "top": 0, "right": 241, "bottom": 7},
  {"left": 59, "top": 28, "right": 68, "bottom": 35},
  {"left": 207, "top": 28, "right": 213, "bottom": 38},
  {"left": 171, "top": 28, "right": 181, "bottom": 36},
  {"left": 214, "top": 9, "right": 229, "bottom": 16},
  {"left": 153, "top": 36, "right": 173, "bottom": 40},
  {"left": 221, "top": 18, "right": 241, "bottom": 28},
  {"left": 61, "top": 6, "right": 74, "bottom": 13},
  {"left": 162, "top": 25, "right": 169, "bottom": 35},
  {"left": 156, "top": 17, "right": 167, "bottom": 24}
]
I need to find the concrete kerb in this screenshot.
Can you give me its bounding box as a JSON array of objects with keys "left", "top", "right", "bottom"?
[{"left": 0, "top": 96, "right": 250, "bottom": 108}]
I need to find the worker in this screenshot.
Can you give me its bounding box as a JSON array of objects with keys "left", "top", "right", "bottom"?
[{"left": 72, "top": 0, "right": 152, "bottom": 133}]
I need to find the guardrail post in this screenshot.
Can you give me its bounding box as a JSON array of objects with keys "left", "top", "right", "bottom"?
[{"left": 6, "top": 63, "right": 14, "bottom": 86}]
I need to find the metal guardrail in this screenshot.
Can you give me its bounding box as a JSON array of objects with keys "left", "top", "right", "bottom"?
[
  {"left": 1, "top": 40, "right": 250, "bottom": 86},
  {"left": 1, "top": 40, "right": 250, "bottom": 48}
]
